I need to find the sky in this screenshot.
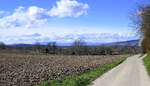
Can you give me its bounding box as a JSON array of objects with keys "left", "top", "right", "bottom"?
[{"left": 0, "top": 0, "right": 149, "bottom": 45}]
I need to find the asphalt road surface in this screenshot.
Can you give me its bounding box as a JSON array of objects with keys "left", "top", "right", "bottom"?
[{"left": 88, "top": 55, "right": 150, "bottom": 86}]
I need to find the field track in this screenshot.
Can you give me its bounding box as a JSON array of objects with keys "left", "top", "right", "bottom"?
[{"left": 88, "top": 55, "right": 150, "bottom": 86}]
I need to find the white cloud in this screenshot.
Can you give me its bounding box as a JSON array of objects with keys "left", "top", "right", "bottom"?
[
  {"left": 0, "top": 27, "right": 138, "bottom": 44},
  {"left": 0, "top": 0, "right": 89, "bottom": 28},
  {"left": 0, "top": 6, "right": 49, "bottom": 28},
  {"left": 27, "top": 6, "right": 48, "bottom": 21},
  {"left": 49, "top": 0, "right": 89, "bottom": 18},
  {"left": 0, "top": 11, "right": 5, "bottom": 14},
  {"left": 1, "top": 32, "right": 137, "bottom": 44},
  {"left": 0, "top": 11, "right": 10, "bottom": 18}
]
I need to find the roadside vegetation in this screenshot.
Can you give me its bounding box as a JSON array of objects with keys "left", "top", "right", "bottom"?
[
  {"left": 143, "top": 55, "right": 150, "bottom": 76},
  {"left": 38, "top": 56, "right": 127, "bottom": 86}
]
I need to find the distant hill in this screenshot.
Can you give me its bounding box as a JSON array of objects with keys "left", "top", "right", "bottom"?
[
  {"left": 103, "top": 40, "right": 139, "bottom": 46},
  {"left": 8, "top": 40, "right": 140, "bottom": 46}
]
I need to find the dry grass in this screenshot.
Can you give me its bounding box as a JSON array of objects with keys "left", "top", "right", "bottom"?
[{"left": 0, "top": 52, "right": 129, "bottom": 86}]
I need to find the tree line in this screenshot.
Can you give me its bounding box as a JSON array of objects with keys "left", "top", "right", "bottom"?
[{"left": 0, "top": 40, "right": 141, "bottom": 55}]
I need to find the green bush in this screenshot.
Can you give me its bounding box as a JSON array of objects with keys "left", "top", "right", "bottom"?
[{"left": 143, "top": 55, "right": 150, "bottom": 76}]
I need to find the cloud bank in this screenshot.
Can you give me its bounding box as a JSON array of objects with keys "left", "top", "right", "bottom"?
[{"left": 0, "top": 27, "right": 138, "bottom": 44}]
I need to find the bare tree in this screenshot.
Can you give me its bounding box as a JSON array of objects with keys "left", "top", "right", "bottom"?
[
  {"left": 137, "top": 5, "right": 150, "bottom": 54},
  {"left": 46, "top": 42, "right": 58, "bottom": 54},
  {"left": 132, "top": 3, "right": 150, "bottom": 54},
  {"left": 71, "top": 40, "right": 89, "bottom": 55},
  {"left": 34, "top": 42, "right": 43, "bottom": 53}
]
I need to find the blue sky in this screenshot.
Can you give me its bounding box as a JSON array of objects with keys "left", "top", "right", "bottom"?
[{"left": 0, "top": 0, "right": 148, "bottom": 44}]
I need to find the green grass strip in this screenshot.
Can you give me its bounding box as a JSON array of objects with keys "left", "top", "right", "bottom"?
[
  {"left": 37, "top": 57, "right": 127, "bottom": 86},
  {"left": 143, "top": 55, "right": 150, "bottom": 76}
]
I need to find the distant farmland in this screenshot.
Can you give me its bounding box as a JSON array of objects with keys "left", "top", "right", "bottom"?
[{"left": 0, "top": 52, "right": 129, "bottom": 86}]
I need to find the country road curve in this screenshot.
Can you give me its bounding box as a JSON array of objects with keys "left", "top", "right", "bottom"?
[{"left": 88, "top": 55, "right": 150, "bottom": 86}]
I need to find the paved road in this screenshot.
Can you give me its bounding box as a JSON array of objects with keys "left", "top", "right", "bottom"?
[{"left": 88, "top": 55, "right": 150, "bottom": 86}]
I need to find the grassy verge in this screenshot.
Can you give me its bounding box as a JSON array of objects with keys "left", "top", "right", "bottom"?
[
  {"left": 143, "top": 55, "right": 150, "bottom": 76},
  {"left": 37, "top": 57, "right": 127, "bottom": 86}
]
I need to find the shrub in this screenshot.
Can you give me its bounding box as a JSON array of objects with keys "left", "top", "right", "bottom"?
[{"left": 0, "top": 42, "right": 6, "bottom": 49}]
